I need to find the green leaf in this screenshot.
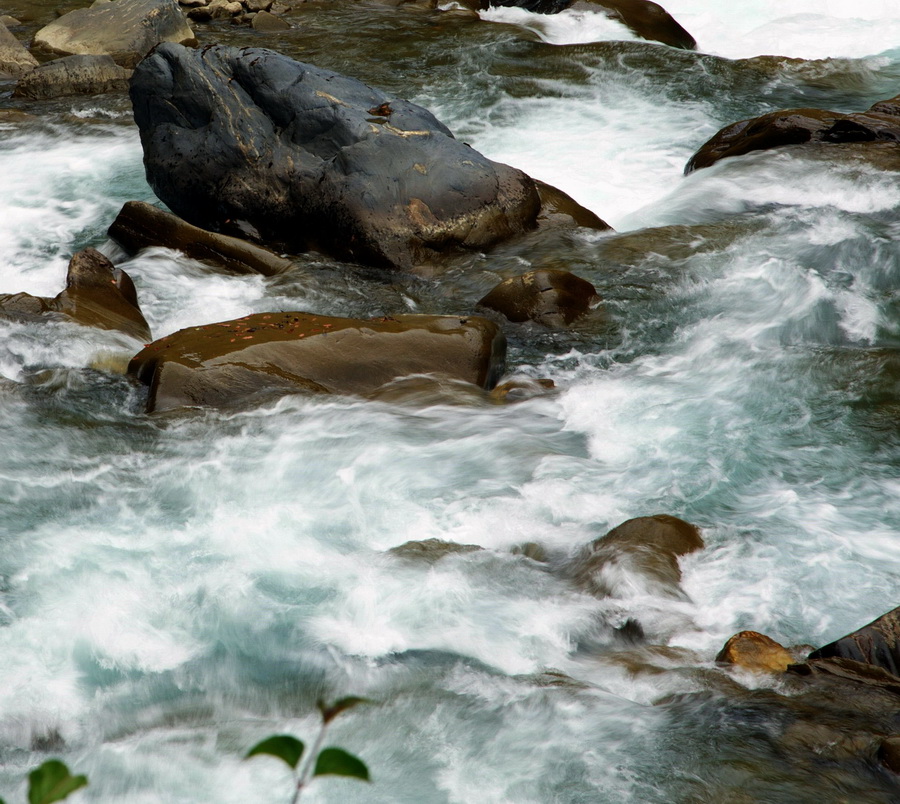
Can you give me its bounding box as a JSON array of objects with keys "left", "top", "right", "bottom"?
[
  {"left": 317, "top": 697, "right": 371, "bottom": 724},
  {"left": 313, "top": 747, "right": 370, "bottom": 781},
  {"left": 245, "top": 735, "right": 305, "bottom": 769},
  {"left": 28, "top": 760, "right": 88, "bottom": 804}
]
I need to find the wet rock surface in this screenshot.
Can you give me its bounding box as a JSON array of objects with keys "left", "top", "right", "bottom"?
[
  {"left": 130, "top": 43, "right": 545, "bottom": 271},
  {"left": 716, "top": 631, "right": 795, "bottom": 674},
  {"left": 0, "top": 248, "right": 151, "bottom": 341},
  {"left": 572, "top": 514, "right": 704, "bottom": 598},
  {"left": 128, "top": 312, "right": 507, "bottom": 412},
  {"left": 108, "top": 200, "right": 294, "bottom": 276},
  {"left": 389, "top": 538, "right": 484, "bottom": 563},
  {"left": 33, "top": 0, "right": 195, "bottom": 67},
  {"left": 477, "top": 269, "right": 599, "bottom": 327},
  {"left": 686, "top": 93, "right": 900, "bottom": 173},
  {"left": 807, "top": 605, "right": 900, "bottom": 678},
  {"left": 13, "top": 54, "right": 131, "bottom": 99}
]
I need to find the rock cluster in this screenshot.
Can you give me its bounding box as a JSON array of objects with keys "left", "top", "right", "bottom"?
[{"left": 182, "top": 0, "right": 292, "bottom": 29}]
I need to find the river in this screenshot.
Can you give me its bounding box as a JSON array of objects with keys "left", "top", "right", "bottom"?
[{"left": 1, "top": 1, "right": 900, "bottom": 801}]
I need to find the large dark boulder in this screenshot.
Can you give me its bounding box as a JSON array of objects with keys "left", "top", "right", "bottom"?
[
  {"left": 128, "top": 312, "right": 506, "bottom": 412},
  {"left": 129, "top": 44, "right": 600, "bottom": 272},
  {"left": 467, "top": 0, "right": 696, "bottom": 49},
  {"left": 0, "top": 248, "right": 151, "bottom": 341},
  {"left": 686, "top": 94, "right": 900, "bottom": 173},
  {"left": 108, "top": 201, "right": 294, "bottom": 276},
  {"left": 808, "top": 605, "right": 900, "bottom": 679},
  {"left": 477, "top": 269, "right": 599, "bottom": 327},
  {"left": 33, "top": 0, "right": 195, "bottom": 68},
  {"left": 13, "top": 55, "right": 131, "bottom": 100},
  {"left": 572, "top": 514, "right": 704, "bottom": 597}
]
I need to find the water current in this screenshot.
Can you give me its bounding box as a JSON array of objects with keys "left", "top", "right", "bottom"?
[{"left": 1, "top": 0, "right": 900, "bottom": 801}]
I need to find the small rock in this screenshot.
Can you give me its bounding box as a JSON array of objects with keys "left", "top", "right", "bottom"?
[
  {"left": 0, "top": 15, "right": 22, "bottom": 26},
  {"left": 478, "top": 269, "right": 599, "bottom": 327},
  {"left": 269, "top": 1, "right": 291, "bottom": 13},
  {"left": 251, "top": 10, "right": 289, "bottom": 29},
  {"left": 490, "top": 377, "right": 555, "bottom": 402},
  {"left": 389, "top": 538, "right": 483, "bottom": 564},
  {"left": 716, "top": 631, "right": 794, "bottom": 674},
  {"left": 179, "top": 0, "right": 208, "bottom": 6},
  {"left": 245, "top": 0, "right": 272, "bottom": 11}
]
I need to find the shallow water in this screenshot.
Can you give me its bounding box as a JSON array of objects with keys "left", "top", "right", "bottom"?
[{"left": 1, "top": 1, "right": 900, "bottom": 802}]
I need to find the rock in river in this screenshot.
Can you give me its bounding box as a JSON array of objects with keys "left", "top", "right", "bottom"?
[
  {"left": 0, "top": 248, "right": 151, "bottom": 341},
  {"left": 464, "top": 0, "right": 696, "bottom": 50},
  {"left": 572, "top": 514, "right": 704, "bottom": 598},
  {"left": 808, "top": 604, "right": 900, "bottom": 678},
  {"left": 0, "top": 21, "right": 38, "bottom": 78},
  {"left": 33, "top": 0, "right": 195, "bottom": 68},
  {"left": 129, "top": 44, "right": 601, "bottom": 272},
  {"left": 13, "top": 55, "right": 132, "bottom": 100},
  {"left": 477, "top": 269, "right": 599, "bottom": 327},
  {"left": 128, "top": 313, "right": 506, "bottom": 412},
  {"left": 686, "top": 93, "right": 900, "bottom": 173}
]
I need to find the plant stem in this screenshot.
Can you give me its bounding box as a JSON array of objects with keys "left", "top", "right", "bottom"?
[{"left": 293, "top": 722, "right": 329, "bottom": 803}]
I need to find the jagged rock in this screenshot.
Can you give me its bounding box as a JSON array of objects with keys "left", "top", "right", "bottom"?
[
  {"left": 0, "top": 248, "right": 151, "bottom": 341},
  {"left": 108, "top": 200, "right": 294, "bottom": 276},
  {"left": 389, "top": 538, "right": 484, "bottom": 563},
  {"left": 0, "top": 22, "right": 38, "bottom": 78},
  {"left": 129, "top": 44, "right": 599, "bottom": 271},
  {"left": 807, "top": 605, "right": 900, "bottom": 678},
  {"left": 13, "top": 54, "right": 131, "bottom": 99},
  {"left": 464, "top": 0, "right": 695, "bottom": 49},
  {"left": 477, "top": 269, "right": 599, "bottom": 327},
  {"left": 716, "top": 631, "right": 794, "bottom": 674},
  {"left": 251, "top": 10, "right": 289, "bottom": 29},
  {"left": 534, "top": 179, "right": 611, "bottom": 231},
  {"left": 686, "top": 94, "right": 900, "bottom": 173},
  {"left": 33, "top": 0, "right": 195, "bottom": 68},
  {"left": 128, "top": 313, "right": 506, "bottom": 412},
  {"left": 572, "top": 514, "right": 703, "bottom": 597}
]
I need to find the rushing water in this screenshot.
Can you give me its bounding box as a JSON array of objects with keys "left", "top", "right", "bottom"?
[{"left": 2, "top": 1, "right": 900, "bottom": 802}]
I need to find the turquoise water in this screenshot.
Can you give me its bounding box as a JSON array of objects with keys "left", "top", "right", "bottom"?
[{"left": 1, "top": 1, "right": 900, "bottom": 801}]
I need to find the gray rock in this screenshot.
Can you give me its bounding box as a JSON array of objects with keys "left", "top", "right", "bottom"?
[
  {"left": 13, "top": 54, "right": 131, "bottom": 99},
  {"left": 130, "top": 44, "right": 543, "bottom": 271},
  {"left": 33, "top": 0, "right": 195, "bottom": 68},
  {"left": 0, "top": 22, "right": 38, "bottom": 78}
]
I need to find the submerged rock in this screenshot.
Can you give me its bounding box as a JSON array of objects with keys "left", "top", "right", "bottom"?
[
  {"left": 808, "top": 605, "right": 900, "bottom": 678},
  {"left": 130, "top": 44, "right": 600, "bottom": 272},
  {"left": 13, "top": 54, "right": 131, "bottom": 99},
  {"left": 686, "top": 93, "right": 900, "bottom": 173},
  {"left": 33, "top": 0, "right": 195, "bottom": 67},
  {"left": 467, "top": 0, "right": 695, "bottom": 49},
  {"left": 716, "top": 631, "right": 795, "bottom": 674},
  {"left": 572, "top": 514, "right": 704, "bottom": 598},
  {"left": 128, "top": 313, "right": 506, "bottom": 412},
  {"left": 108, "top": 201, "right": 294, "bottom": 276},
  {"left": 477, "top": 269, "right": 599, "bottom": 327},
  {"left": 0, "top": 248, "right": 151, "bottom": 341},
  {"left": 0, "top": 21, "right": 38, "bottom": 78},
  {"left": 389, "top": 538, "right": 484, "bottom": 563}
]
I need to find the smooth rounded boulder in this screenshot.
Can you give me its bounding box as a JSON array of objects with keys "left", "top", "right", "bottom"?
[
  {"left": 0, "top": 248, "right": 151, "bottom": 341},
  {"left": 572, "top": 514, "right": 704, "bottom": 598},
  {"left": 477, "top": 269, "right": 599, "bottom": 327},
  {"left": 33, "top": 0, "right": 195, "bottom": 68},
  {"left": 716, "top": 631, "right": 795, "bottom": 674},
  {"left": 686, "top": 94, "right": 900, "bottom": 173},
  {"left": 129, "top": 44, "right": 600, "bottom": 271},
  {"left": 128, "top": 312, "right": 507, "bottom": 412}
]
